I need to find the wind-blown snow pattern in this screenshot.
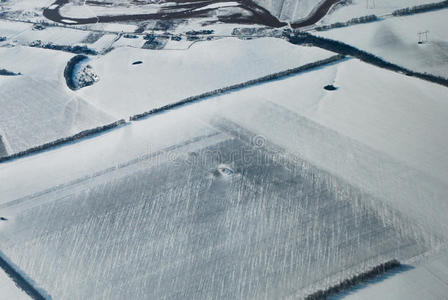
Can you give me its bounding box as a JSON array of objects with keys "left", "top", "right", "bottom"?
[
  {"left": 0, "top": 76, "right": 114, "bottom": 154},
  {"left": 1, "top": 0, "right": 448, "bottom": 298},
  {"left": 0, "top": 122, "right": 436, "bottom": 299},
  {"left": 1, "top": 58, "right": 446, "bottom": 299}
]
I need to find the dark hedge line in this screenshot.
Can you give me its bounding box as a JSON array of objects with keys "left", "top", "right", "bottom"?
[
  {"left": 29, "top": 40, "right": 98, "bottom": 55},
  {"left": 0, "top": 253, "right": 48, "bottom": 300},
  {"left": 314, "top": 15, "right": 378, "bottom": 31},
  {"left": 64, "top": 54, "right": 88, "bottom": 90},
  {"left": 288, "top": 32, "right": 448, "bottom": 87},
  {"left": 392, "top": 0, "right": 448, "bottom": 16},
  {"left": 0, "top": 120, "right": 126, "bottom": 164},
  {"left": 0, "top": 68, "right": 21, "bottom": 76},
  {"left": 305, "top": 259, "right": 401, "bottom": 300},
  {"left": 129, "top": 54, "right": 346, "bottom": 121}
]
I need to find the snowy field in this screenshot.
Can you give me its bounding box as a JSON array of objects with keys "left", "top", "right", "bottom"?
[
  {"left": 0, "top": 266, "right": 30, "bottom": 300},
  {"left": 322, "top": 0, "right": 439, "bottom": 23},
  {"left": 0, "top": 46, "right": 114, "bottom": 155},
  {"left": 1, "top": 0, "right": 448, "bottom": 298},
  {"left": 254, "top": 0, "right": 321, "bottom": 22},
  {"left": 77, "top": 37, "right": 335, "bottom": 117},
  {"left": 1, "top": 58, "right": 447, "bottom": 298},
  {"left": 339, "top": 249, "right": 448, "bottom": 299},
  {"left": 318, "top": 9, "right": 448, "bottom": 77}
]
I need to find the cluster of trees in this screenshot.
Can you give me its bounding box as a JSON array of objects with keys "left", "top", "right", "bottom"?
[
  {"left": 123, "top": 33, "right": 139, "bottom": 39},
  {"left": 0, "top": 68, "right": 20, "bottom": 76},
  {"left": 392, "top": 0, "right": 448, "bottom": 16},
  {"left": 288, "top": 32, "right": 448, "bottom": 87},
  {"left": 129, "top": 54, "right": 345, "bottom": 121},
  {"left": 0, "top": 120, "right": 126, "bottom": 163},
  {"left": 142, "top": 36, "right": 168, "bottom": 50},
  {"left": 305, "top": 259, "right": 401, "bottom": 300},
  {"left": 315, "top": 15, "right": 378, "bottom": 31},
  {"left": 185, "top": 30, "right": 214, "bottom": 35},
  {"left": 64, "top": 55, "right": 89, "bottom": 90},
  {"left": 29, "top": 40, "right": 97, "bottom": 55}
]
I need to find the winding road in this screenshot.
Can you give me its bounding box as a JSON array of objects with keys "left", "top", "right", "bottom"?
[{"left": 43, "top": 0, "right": 343, "bottom": 29}]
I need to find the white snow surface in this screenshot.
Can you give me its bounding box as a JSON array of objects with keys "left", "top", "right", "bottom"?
[
  {"left": 0, "top": 46, "right": 114, "bottom": 154},
  {"left": 77, "top": 37, "right": 335, "bottom": 117},
  {"left": 318, "top": 9, "right": 448, "bottom": 78},
  {"left": 0, "top": 267, "right": 30, "bottom": 300},
  {"left": 253, "top": 0, "right": 321, "bottom": 22},
  {"left": 337, "top": 250, "right": 448, "bottom": 300},
  {"left": 322, "top": 0, "right": 441, "bottom": 24},
  {"left": 0, "top": 58, "right": 447, "bottom": 299}
]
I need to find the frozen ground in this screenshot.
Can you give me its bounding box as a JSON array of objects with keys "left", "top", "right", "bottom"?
[
  {"left": 0, "top": 267, "right": 30, "bottom": 300},
  {"left": 77, "top": 37, "right": 334, "bottom": 117},
  {"left": 322, "top": 0, "right": 439, "bottom": 24},
  {"left": 1, "top": 1, "right": 448, "bottom": 298},
  {"left": 337, "top": 249, "right": 448, "bottom": 299},
  {"left": 253, "top": 0, "right": 321, "bottom": 22},
  {"left": 317, "top": 9, "right": 448, "bottom": 77},
  {"left": 0, "top": 46, "right": 114, "bottom": 155},
  {"left": 0, "top": 58, "right": 447, "bottom": 299}
]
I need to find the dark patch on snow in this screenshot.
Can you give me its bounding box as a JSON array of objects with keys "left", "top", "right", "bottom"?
[
  {"left": 132, "top": 61, "right": 143, "bottom": 65},
  {"left": 0, "top": 217, "right": 7, "bottom": 221},
  {"left": 324, "top": 84, "right": 337, "bottom": 91},
  {"left": 32, "top": 23, "right": 46, "bottom": 30},
  {"left": 130, "top": 54, "right": 346, "bottom": 121},
  {"left": 216, "top": 165, "right": 235, "bottom": 177},
  {"left": 64, "top": 55, "right": 98, "bottom": 90},
  {"left": 0, "top": 68, "right": 21, "bottom": 76}
]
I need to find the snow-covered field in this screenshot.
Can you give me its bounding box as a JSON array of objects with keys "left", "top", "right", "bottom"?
[
  {"left": 11, "top": 25, "right": 90, "bottom": 46},
  {"left": 254, "top": 0, "right": 321, "bottom": 22},
  {"left": 338, "top": 249, "right": 448, "bottom": 299},
  {"left": 1, "top": 57, "right": 447, "bottom": 298},
  {"left": 0, "top": 46, "right": 114, "bottom": 155},
  {"left": 77, "top": 37, "right": 335, "bottom": 117},
  {"left": 322, "top": 0, "right": 439, "bottom": 24},
  {"left": 318, "top": 9, "right": 448, "bottom": 77},
  {"left": 1, "top": 0, "right": 448, "bottom": 298},
  {"left": 0, "top": 266, "right": 30, "bottom": 300}
]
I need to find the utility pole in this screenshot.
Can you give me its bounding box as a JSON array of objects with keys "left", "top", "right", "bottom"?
[{"left": 417, "top": 30, "right": 429, "bottom": 44}]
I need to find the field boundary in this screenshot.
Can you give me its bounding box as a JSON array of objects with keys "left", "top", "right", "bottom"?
[{"left": 129, "top": 54, "right": 346, "bottom": 121}]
